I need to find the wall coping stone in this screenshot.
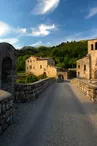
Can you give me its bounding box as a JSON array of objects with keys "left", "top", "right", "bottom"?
[
  {"left": 15, "top": 78, "right": 51, "bottom": 86},
  {"left": 0, "top": 90, "right": 11, "bottom": 101},
  {"left": 72, "top": 78, "right": 97, "bottom": 89}
]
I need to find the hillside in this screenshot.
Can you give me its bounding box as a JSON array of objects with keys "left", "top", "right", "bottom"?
[{"left": 16, "top": 40, "right": 88, "bottom": 72}]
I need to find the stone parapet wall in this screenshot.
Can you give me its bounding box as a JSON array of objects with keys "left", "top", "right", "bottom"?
[
  {"left": 15, "top": 78, "right": 56, "bottom": 103},
  {"left": 71, "top": 78, "right": 97, "bottom": 102},
  {"left": 0, "top": 90, "right": 13, "bottom": 135}
]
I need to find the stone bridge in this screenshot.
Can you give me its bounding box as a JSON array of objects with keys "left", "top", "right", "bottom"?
[{"left": 1, "top": 43, "right": 97, "bottom": 146}]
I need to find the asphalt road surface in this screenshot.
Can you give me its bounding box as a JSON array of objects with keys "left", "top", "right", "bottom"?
[{"left": 1, "top": 81, "right": 97, "bottom": 146}]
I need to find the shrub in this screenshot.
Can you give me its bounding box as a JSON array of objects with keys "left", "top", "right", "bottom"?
[
  {"left": 25, "top": 74, "right": 39, "bottom": 83},
  {"left": 38, "top": 73, "right": 47, "bottom": 79}
]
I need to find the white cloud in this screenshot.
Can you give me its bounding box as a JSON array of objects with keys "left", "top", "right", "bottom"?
[
  {"left": 0, "top": 21, "right": 27, "bottom": 37},
  {"left": 0, "top": 37, "right": 23, "bottom": 49},
  {"left": 86, "top": 7, "right": 97, "bottom": 19},
  {"left": 33, "top": 0, "right": 60, "bottom": 15},
  {"left": 0, "top": 38, "right": 19, "bottom": 45},
  {"left": 15, "top": 28, "right": 27, "bottom": 35},
  {"left": 31, "top": 41, "right": 42, "bottom": 47},
  {"left": 14, "top": 44, "right": 23, "bottom": 49},
  {"left": 0, "top": 21, "right": 11, "bottom": 36},
  {"left": 62, "top": 29, "right": 97, "bottom": 42},
  {"left": 30, "top": 24, "right": 56, "bottom": 37}
]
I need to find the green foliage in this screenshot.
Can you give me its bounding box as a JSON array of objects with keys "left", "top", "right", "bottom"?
[
  {"left": 16, "top": 55, "right": 29, "bottom": 72},
  {"left": 25, "top": 74, "right": 39, "bottom": 83},
  {"left": 16, "top": 40, "right": 88, "bottom": 71},
  {"left": 17, "top": 71, "right": 25, "bottom": 76},
  {"left": 38, "top": 73, "right": 47, "bottom": 79},
  {"left": 16, "top": 78, "right": 26, "bottom": 84}
]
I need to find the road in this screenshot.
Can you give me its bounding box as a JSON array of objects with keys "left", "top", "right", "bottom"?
[{"left": 1, "top": 81, "right": 97, "bottom": 146}]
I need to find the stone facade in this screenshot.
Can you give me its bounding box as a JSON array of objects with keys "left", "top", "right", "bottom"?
[
  {"left": 77, "top": 39, "right": 97, "bottom": 79},
  {"left": 71, "top": 78, "right": 97, "bottom": 102},
  {"left": 26, "top": 56, "right": 57, "bottom": 78},
  {"left": 15, "top": 78, "right": 55, "bottom": 103},
  {"left": 57, "top": 69, "right": 76, "bottom": 80},
  {"left": 0, "top": 90, "right": 13, "bottom": 135},
  {"left": 0, "top": 43, "right": 16, "bottom": 97}
]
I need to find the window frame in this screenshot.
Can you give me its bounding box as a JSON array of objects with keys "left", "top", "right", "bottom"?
[
  {"left": 91, "top": 44, "right": 93, "bottom": 50},
  {"left": 84, "top": 65, "right": 86, "bottom": 71}
]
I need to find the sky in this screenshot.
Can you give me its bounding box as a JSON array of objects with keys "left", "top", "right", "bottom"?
[{"left": 0, "top": 0, "right": 97, "bottom": 49}]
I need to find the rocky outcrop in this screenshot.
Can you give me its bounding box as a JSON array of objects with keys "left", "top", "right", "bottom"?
[
  {"left": 15, "top": 78, "right": 55, "bottom": 103},
  {"left": 0, "top": 90, "right": 13, "bottom": 135}
]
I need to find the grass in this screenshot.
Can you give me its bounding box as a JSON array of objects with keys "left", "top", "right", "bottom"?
[{"left": 17, "top": 71, "right": 25, "bottom": 76}]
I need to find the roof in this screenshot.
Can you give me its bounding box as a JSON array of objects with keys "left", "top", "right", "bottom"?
[
  {"left": 88, "top": 38, "right": 97, "bottom": 41},
  {"left": 27, "top": 56, "right": 52, "bottom": 61}
]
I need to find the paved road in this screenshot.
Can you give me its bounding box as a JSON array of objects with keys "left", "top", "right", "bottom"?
[{"left": 1, "top": 81, "right": 97, "bottom": 146}]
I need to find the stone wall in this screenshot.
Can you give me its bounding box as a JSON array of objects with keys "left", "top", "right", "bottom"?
[
  {"left": 15, "top": 78, "right": 55, "bottom": 103},
  {"left": 0, "top": 90, "right": 13, "bottom": 135},
  {"left": 26, "top": 56, "right": 56, "bottom": 77},
  {"left": 71, "top": 78, "right": 97, "bottom": 102}
]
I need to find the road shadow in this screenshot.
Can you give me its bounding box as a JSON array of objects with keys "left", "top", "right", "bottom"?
[
  {"left": 57, "top": 79, "right": 70, "bottom": 83},
  {"left": 65, "top": 83, "right": 97, "bottom": 116}
]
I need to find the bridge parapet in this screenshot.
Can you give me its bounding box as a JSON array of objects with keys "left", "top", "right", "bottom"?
[
  {"left": 15, "top": 78, "right": 56, "bottom": 103},
  {"left": 71, "top": 78, "right": 97, "bottom": 103},
  {"left": 0, "top": 90, "right": 13, "bottom": 135}
]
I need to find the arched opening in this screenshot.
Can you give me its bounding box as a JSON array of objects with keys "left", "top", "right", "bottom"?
[
  {"left": 95, "top": 42, "right": 97, "bottom": 50},
  {"left": 94, "top": 70, "right": 97, "bottom": 79},
  {"left": 58, "top": 74, "right": 64, "bottom": 81},
  {"left": 1, "top": 57, "right": 12, "bottom": 92}
]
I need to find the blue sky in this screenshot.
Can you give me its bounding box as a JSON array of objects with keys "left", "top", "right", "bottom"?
[{"left": 0, "top": 0, "right": 97, "bottom": 49}]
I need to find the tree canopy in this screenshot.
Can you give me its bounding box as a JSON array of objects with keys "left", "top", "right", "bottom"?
[{"left": 16, "top": 40, "right": 88, "bottom": 72}]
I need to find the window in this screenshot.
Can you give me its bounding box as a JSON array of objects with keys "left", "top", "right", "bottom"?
[
  {"left": 33, "top": 60, "right": 35, "bottom": 62},
  {"left": 30, "top": 60, "right": 32, "bottom": 62},
  {"left": 40, "top": 65, "right": 42, "bottom": 69},
  {"left": 78, "top": 65, "right": 80, "bottom": 68},
  {"left": 84, "top": 65, "right": 86, "bottom": 71},
  {"left": 91, "top": 44, "right": 93, "bottom": 50},
  {"left": 33, "top": 66, "right": 35, "bottom": 69},
  {"left": 30, "top": 65, "right": 32, "bottom": 69},
  {"left": 95, "top": 42, "right": 97, "bottom": 50},
  {"left": 28, "top": 60, "right": 29, "bottom": 63},
  {"left": 27, "top": 66, "right": 28, "bottom": 69}
]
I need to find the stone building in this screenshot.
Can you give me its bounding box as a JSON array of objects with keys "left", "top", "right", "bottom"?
[
  {"left": 0, "top": 43, "right": 16, "bottom": 95},
  {"left": 77, "top": 39, "right": 97, "bottom": 79},
  {"left": 26, "top": 56, "right": 57, "bottom": 77}
]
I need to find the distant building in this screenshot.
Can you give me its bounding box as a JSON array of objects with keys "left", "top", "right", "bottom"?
[
  {"left": 26, "top": 56, "right": 57, "bottom": 77},
  {"left": 77, "top": 39, "right": 97, "bottom": 79}
]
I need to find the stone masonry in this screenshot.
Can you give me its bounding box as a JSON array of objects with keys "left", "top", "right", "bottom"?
[
  {"left": 0, "top": 90, "right": 13, "bottom": 135},
  {"left": 15, "top": 78, "right": 55, "bottom": 103},
  {"left": 26, "top": 56, "right": 57, "bottom": 78},
  {"left": 71, "top": 78, "right": 97, "bottom": 103},
  {"left": 77, "top": 39, "right": 97, "bottom": 79}
]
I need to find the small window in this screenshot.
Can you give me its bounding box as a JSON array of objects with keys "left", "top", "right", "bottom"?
[
  {"left": 30, "top": 65, "right": 32, "bottom": 69},
  {"left": 33, "top": 66, "right": 35, "bottom": 69},
  {"left": 78, "top": 65, "right": 80, "bottom": 68},
  {"left": 28, "top": 60, "right": 29, "bottom": 62},
  {"left": 40, "top": 65, "right": 42, "bottom": 69},
  {"left": 27, "top": 67, "right": 28, "bottom": 69},
  {"left": 33, "top": 60, "right": 35, "bottom": 62},
  {"left": 30, "top": 60, "right": 32, "bottom": 62},
  {"left": 95, "top": 42, "right": 97, "bottom": 50},
  {"left": 91, "top": 44, "right": 93, "bottom": 50},
  {"left": 84, "top": 65, "right": 86, "bottom": 71}
]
